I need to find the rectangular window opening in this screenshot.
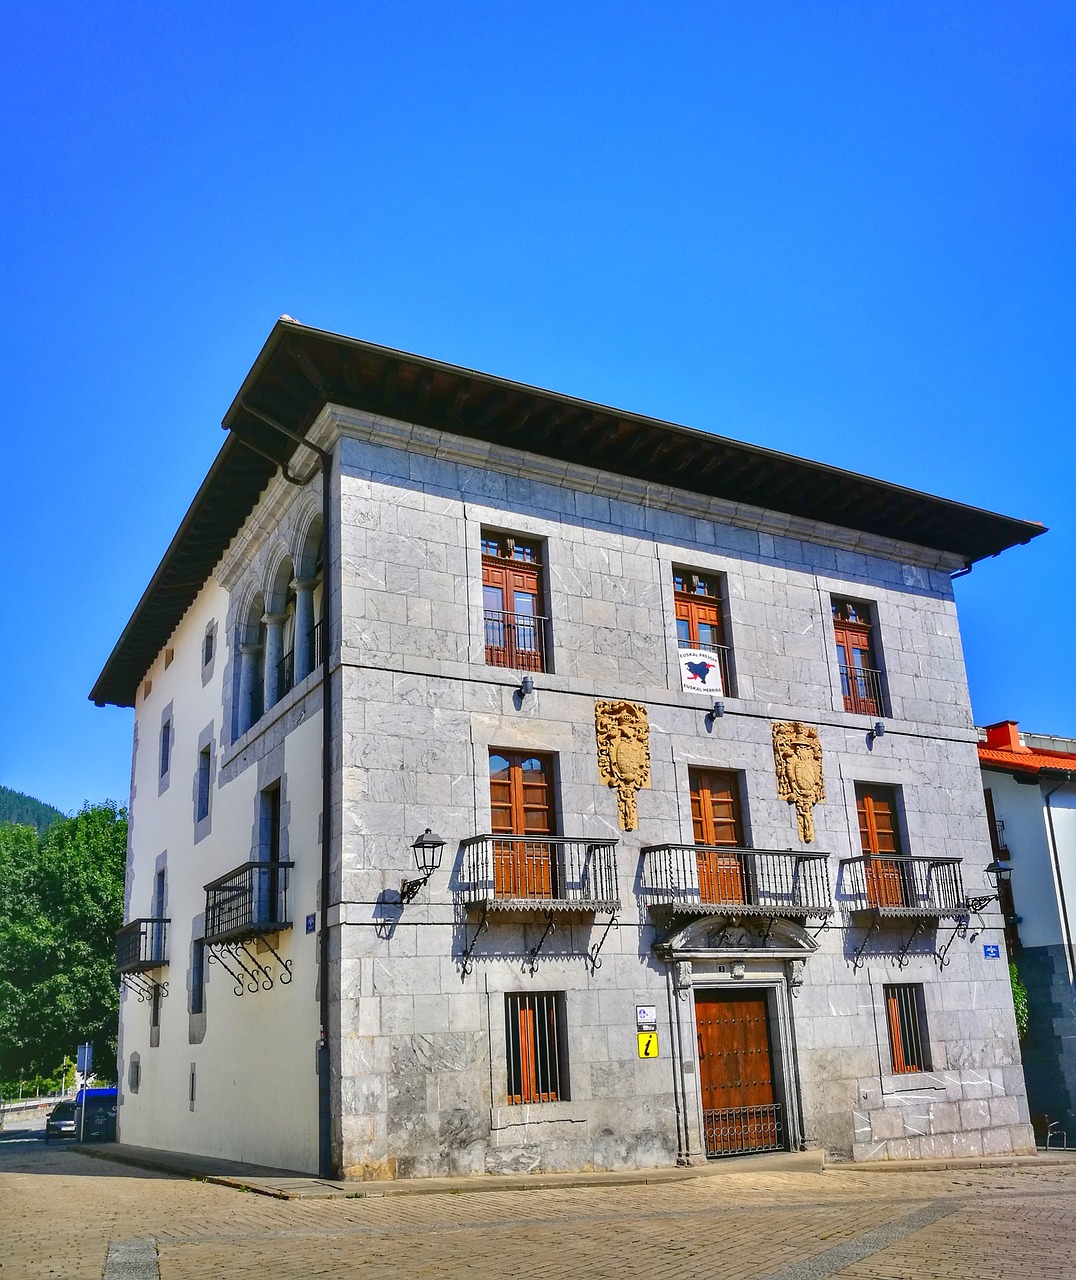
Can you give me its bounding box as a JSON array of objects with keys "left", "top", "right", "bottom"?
[
  {"left": 689, "top": 768, "right": 746, "bottom": 905},
  {"left": 482, "top": 530, "right": 548, "bottom": 672},
  {"left": 674, "top": 567, "right": 731, "bottom": 695},
  {"left": 832, "top": 596, "right": 885, "bottom": 716},
  {"left": 191, "top": 940, "right": 205, "bottom": 1016},
  {"left": 505, "top": 992, "right": 569, "bottom": 1104},
  {"left": 196, "top": 747, "right": 212, "bottom": 822},
  {"left": 489, "top": 750, "right": 556, "bottom": 899},
  {"left": 884, "top": 983, "right": 930, "bottom": 1073},
  {"left": 159, "top": 719, "right": 171, "bottom": 778},
  {"left": 856, "top": 783, "right": 908, "bottom": 908}
]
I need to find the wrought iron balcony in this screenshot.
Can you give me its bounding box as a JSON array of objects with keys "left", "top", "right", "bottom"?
[
  {"left": 457, "top": 835, "right": 620, "bottom": 911},
  {"left": 641, "top": 845, "right": 833, "bottom": 918},
  {"left": 204, "top": 861, "right": 294, "bottom": 944},
  {"left": 840, "top": 855, "right": 965, "bottom": 918},
  {"left": 838, "top": 663, "right": 886, "bottom": 716},
  {"left": 484, "top": 609, "right": 548, "bottom": 672},
  {"left": 677, "top": 638, "right": 733, "bottom": 696},
  {"left": 994, "top": 819, "right": 1009, "bottom": 856},
  {"left": 277, "top": 648, "right": 295, "bottom": 697},
  {"left": 115, "top": 918, "right": 170, "bottom": 974}
]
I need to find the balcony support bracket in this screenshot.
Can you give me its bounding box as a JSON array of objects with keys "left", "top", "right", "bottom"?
[
  {"left": 810, "top": 915, "right": 832, "bottom": 940},
  {"left": 896, "top": 919, "right": 927, "bottom": 969},
  {"left": 120, "top": 972, "right": 168, "bottom": 1003},
  {"left": 460, "top": 904, "right": 489, "bottom": 978},
  {"left": 208, "top": 943, "right": 254, "bottom": 997},
  {"left": 587, "top": 912, "right": 619, "bottom": 974},
  {"left": 527, "top": 912, "right": 556, "bottom": 975},
  {"left": 851, "top": 915, "right": 881, "bottom": 973}
]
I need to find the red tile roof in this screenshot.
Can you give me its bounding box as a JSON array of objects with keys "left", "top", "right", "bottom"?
[{"left": 978, "top": 744, "right": 1076, "bottom": 776}]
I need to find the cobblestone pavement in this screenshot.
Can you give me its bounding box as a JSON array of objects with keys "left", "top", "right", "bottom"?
[{"left": 2, "top": 1128, "right": 1075, "bottom": 1280}]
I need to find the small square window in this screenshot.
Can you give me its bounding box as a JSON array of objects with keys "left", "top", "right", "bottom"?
[
  {"left": 505, "top": 992, "right": 569, "bottom": 1104},
  {"left": 884, "top": 984, "right": 930, "bottom": 1073}
]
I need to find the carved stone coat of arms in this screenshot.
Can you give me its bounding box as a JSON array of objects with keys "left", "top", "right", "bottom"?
[
  {"left": 772, "top": 720, "right": 825, "bottom": 843},
  {"left": 595, "top": 700, "right": 651, "bottom": 831}
]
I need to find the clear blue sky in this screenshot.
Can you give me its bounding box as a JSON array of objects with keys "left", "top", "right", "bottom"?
[{"left": 1, "top": 3, "right": 1072, "bottom": 814}]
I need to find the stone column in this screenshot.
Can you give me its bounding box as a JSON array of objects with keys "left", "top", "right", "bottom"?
[
  {"left": 263, "top": 613, "right": 285, "bottom": 711},
  {"left": 292, "top": 578, "right": 317, "bottom": 682},
  {"left": 238, "top": 642, "right": 262, "bottom": 734}
]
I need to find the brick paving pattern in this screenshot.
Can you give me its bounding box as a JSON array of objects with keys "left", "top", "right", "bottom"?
[{"left": 2, "top": 1133, "right": 1075, "bottom": 1280}]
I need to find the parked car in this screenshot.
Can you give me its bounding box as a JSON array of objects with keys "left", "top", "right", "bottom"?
[{"left": 44, "top": 1101, "right": 77, "bottom": 1142}]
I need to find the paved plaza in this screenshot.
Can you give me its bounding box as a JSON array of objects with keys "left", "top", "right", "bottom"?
[{"left": 2, "top": 1120, "right": 1075, "bottom": 1280}]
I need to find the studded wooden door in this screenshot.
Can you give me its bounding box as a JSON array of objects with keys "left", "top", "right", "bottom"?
[{"left": 695, "top": 989, "right": 783, "bottom": 1156}]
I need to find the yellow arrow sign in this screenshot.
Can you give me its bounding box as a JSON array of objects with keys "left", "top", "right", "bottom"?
[{"left": 637, "top": 1031, "right": 659, "bottom": 1059}]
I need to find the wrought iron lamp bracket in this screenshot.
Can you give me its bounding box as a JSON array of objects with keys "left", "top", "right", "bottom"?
[
  {"left": 587, "top": 912, "right": 619, "bottom": 974},
  {"left": 936, "top": 912, "right": 971, "bottom": 969}
]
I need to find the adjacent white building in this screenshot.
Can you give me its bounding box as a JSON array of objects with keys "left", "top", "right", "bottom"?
[
  {"left": 94, "top": 319, "right": 1045, "bottom": 1178},
  {"left": 978, "top": 720, "right": 1076, "bottom": 1143}
]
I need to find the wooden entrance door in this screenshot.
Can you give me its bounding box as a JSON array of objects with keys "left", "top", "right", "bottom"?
[{"left": 695, "top": 989, "right": 783, "bottom": 1156}]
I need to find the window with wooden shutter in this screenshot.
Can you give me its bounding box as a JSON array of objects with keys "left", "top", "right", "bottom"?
[
  {"left": 505, "top": 992, "right": 568, "bottom": 1104},
  {"left": 689, "top": 769, "right": 746, "bottom": 905},
  {"left": 856, "top": 784, "right": 908, "bottom": 908},
  {"left": 489, "top": 751, "right": 556, "bottom": 898},
  {"left": 832, "top": 597, "right": 885, "bottom": 715},
  {"left": 884, "top": 984, "right": 930, "bottom": 1073},
  {"left": 482, "top": 532, "right": 547, "bottom": 671}
]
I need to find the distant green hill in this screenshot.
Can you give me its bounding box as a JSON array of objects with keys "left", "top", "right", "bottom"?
[{"left": 0, "top": 786, "right": 64, "bottom": 833}]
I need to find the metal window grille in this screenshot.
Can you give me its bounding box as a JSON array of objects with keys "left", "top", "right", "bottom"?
[
  {"left": 702, "top": 1104, "right": 784, "bottom": 1156},
  {"left": 884, "top": 983, "right": 930, "bottom": 1073},
  {"left": 505, "top": 992, "right": 568, "bottom": 1104}
]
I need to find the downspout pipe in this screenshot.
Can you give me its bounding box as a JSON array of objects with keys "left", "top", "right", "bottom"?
[
  {"left": 1042, "top": 770, "right": 1075, "bottom": 987},
  {"left": 227, "top": 402, "right": 336, "bottom": 1180}
]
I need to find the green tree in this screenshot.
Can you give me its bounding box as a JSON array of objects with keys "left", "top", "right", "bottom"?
[{"left": 0, "top": 802, "right": 126, "bottom": 1084}]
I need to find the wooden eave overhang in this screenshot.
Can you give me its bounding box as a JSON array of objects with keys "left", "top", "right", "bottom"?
[{"left": 90, "top": 318, "right": 1046, "bottom": 708}]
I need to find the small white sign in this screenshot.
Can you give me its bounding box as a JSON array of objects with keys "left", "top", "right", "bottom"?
[
  {"left": 636, "top": 1005, "right": 657, "bottom": 1025},
  {"left": 678, "top": 648, "right": 725, "bottom": 694}
]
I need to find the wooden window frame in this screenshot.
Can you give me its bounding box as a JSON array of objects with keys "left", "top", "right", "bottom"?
[
  {"left": 489, "top": 750, "right": 557, "bottom": 899},
  {"left": 673, "top": 567, "right": 727, "bottom": 651},
  {"left": 505, "top": 991, "right": 569, "bottom": 1105},
  {"left": 856, "top": 783, "right": 908, "bottom": 908},
  {"left": 832, "top": 596, "right": 884, "bottom": 716},
  {"left": 482, "top": 531, "right": 548, "bottom": 672},
  {"left": 689, "top": 769, "right": 747, "bottom": 905}
]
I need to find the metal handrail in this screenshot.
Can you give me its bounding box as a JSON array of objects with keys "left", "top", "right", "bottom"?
[
  {"left": 483, "top": 609, "right": 548, "bottom": 672},
  {"left": 204, "top": 861, "right": 294, "bottom": 943},
  {"left": 840, "top": 854, "right": 965, "bottom": 917},
  {"left": 838, "top": 663, "right": 886, "bottom": 716},
  {"left": 115, "top": 917, "right": 170, "bottom": 974},
  {"left": 641, "top": 844, "right": 833, "bottom": 917},
  {"left": 458, "top": 834, "right": 619, "bottom": 909}
]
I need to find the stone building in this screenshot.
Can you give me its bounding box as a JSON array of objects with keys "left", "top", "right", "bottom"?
[
  {"left": 93, "top": 318, "right": 1044, "bottom": 1178},
  {"left": 978, "top": 720, "right": 1076, "bottom": 1144}
]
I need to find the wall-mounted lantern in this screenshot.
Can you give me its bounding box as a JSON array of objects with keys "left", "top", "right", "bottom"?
[{"left": 400, "top": 828, "right": 446, "bottom": 904}]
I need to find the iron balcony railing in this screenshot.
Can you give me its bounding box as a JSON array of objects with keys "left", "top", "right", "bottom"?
[
  {"left": 641, "top": 845, "right": 833, "bottom": 918},
  {"left": 204, "top": 861, "right": 294, "bottom": 944},
  {"left": 115, "top": 917, "right": 170, "bottom": 974},
  {"left": 840, "top": 855, "right": 965, "bottom": 918},
  {"left": 458, "top": 835, "right": 620, "bottom": 910},
  {"left": 994, "top": 819, "right": 1009, "bottom": 856},
  {"left": 703, "top": 1104, "right": 784, "bottom": 1157},
  {"left": 676, "top": 638, "right": 733, "bottom": 697},
  {"left": 277, "top": 648, "right": 295, "bottom": 697},
  {"left": 838, "top": 663, "right": 886, "bottom": 716},
  {"left": 484, "top": 609, "right": 548, "bottom": 672}
]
